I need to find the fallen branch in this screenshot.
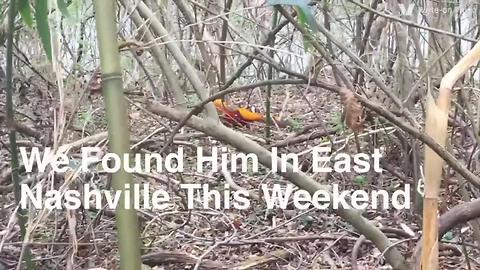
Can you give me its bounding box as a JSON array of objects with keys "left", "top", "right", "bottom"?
[
  {"left": 351, "top": 235, "right": 366, "bottom": 270},
  {"left": 411, "top": 198, "right": 480, "bottom": 266},
  {"left": 148, "top": 102, "right": 409, "bottom": 270},
  {"left": 439, "top": 199, "right": 480, "bottom": 235},
  {"left": 142, "top": 251, "right": 227, "bottom": 269},
  {"left": 233, "top": 250, "right": 292, "bottom": 270},
  {"left": 0, "top": 113, "right": 43, "bottom": 141},
  {"left": 141, "top": 249, "right": 292, "bottom": 270}
]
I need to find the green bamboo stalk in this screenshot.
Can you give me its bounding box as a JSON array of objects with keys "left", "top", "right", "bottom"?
[
  {"left": 92, "top": 1, "right": 142, "bottom": 269},
  {"left": 5, "top": 0, "right": 34, "bottom": 268}
]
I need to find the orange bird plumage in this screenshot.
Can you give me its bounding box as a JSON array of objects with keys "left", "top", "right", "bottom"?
[
  {"left": 213, "top": 99, "right": 291, "bottom": 128},
  {"left": 213, "top": 99, "right": 264, "bottom": 126}
]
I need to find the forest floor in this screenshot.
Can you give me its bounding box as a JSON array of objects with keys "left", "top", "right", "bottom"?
[{"left": 0, "top": 74, "right": 477, "bottom": 269}]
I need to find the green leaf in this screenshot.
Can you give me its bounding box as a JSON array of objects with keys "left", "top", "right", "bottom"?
[
  {"left": 295, "top": 6, "right": 317, "bottom": 32},
  {"left": 34, "top": 0, "right": 52, "bottom": 61},
  {"left": 296, "top": 7, "right": 314, "bottom": 50},
  {"left": 300, "top": 215, "right": 314, "bottom": 229},
  {"left": 17, "top": 0, "right": 34, "bottom": 26},
  {"left": 442, "top": 231, "right": 454, "bottom": 241},
  {"left": 268, "top": 0, "right": 309, "bottom": 7},
  {"left": 328, "top": 111, "right": 346, "bottom": 132},
  {"left": 267, "top": 0, "right": 318, "bottom": 32},
  {"left": 289, "top": 117, "right": 302, "bottom": 131},
  {"left": 354, "top": 175, "right": 368, "bottom": 186},
  {"left": 57, "top": 0, "right": 70, "bottom": 17}
]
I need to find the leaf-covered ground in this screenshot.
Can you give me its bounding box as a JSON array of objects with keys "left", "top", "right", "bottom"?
[{"left": 0, "top": 72, "right": 477, "bottom": 269}]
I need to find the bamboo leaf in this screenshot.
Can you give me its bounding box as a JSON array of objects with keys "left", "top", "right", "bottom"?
[
  {"left": 267, "top": 0, "right": 318, "bottom": 32},
  {"left": 295, "top": 5, "right": 317, "bottom": 32},
  {"left": 68, "top": 0, "right": 83, "bottom": 21},
  {"left": 17, "top": 0, "right": 33, "bottom": 26},
  {"left": 295, "top": 7, "right": 313, "bottom": 50},
  {"left": 57, "top": 0, "right": 70, "bottom": 17},
  {"left": 34, "top": 0, "right": 52, "bottom": 61}
]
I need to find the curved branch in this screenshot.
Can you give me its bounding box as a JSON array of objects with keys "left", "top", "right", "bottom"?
[
  {"left": 157, "top": 78, "right": 480, "bottom": 189},
  {"left": 411, "top": 198, "right": 480, "bottom": 267},
  {"left": 148, "top": 102, "right": 409, "bottom": 270}
]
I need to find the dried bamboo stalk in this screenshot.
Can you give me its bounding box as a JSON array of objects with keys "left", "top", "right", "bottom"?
[{"left": 421, "top": 40, "right": 480, "bottom": 270}]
